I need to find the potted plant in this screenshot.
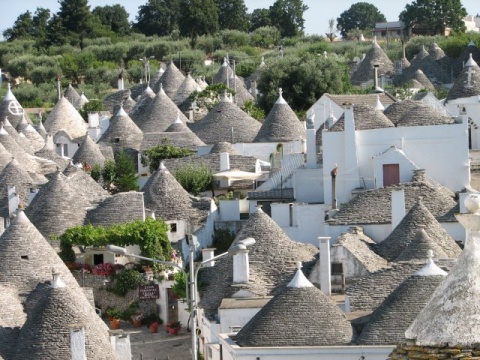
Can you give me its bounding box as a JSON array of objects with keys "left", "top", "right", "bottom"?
[
  {"left": 165, "top": 320, "right": 181, "bottom": 335},
  {"left": 131, "top": 313, "right": 144, "bottom": 328},
  {"left": 105, "top": 308, "right": 122, "bottom": 330},
  {"left": 149, "top": 321, "right": 160, "bottom": 333}
]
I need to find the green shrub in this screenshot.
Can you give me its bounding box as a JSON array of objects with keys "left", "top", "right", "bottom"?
[
  {"left": 107, "top": 269, "right": 147, "bottom": 297},
  {"left": 141, "top": 140, "right": 194, "bottom": 172},
  {"left": 220, "top": 29, "right": 251, "bottom": 48},
  {"left": 212, "top": 228, "right": 235, "bottom": 255},
  {"left": 171, "top": 49, "right": 206, "bottom": 73},
  {"left": 250, "top": 26, "right": 281, "bottom": 48},
  {"left": 173, "top": 164, "right": 212, "bottom": 195},
  {"left": 196, "top": 35, "right": 223, "bottom": 54}
]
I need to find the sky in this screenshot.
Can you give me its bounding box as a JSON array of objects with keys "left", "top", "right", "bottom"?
[{"left": 1, "top": 0, "right": 479, "bottom": 38}]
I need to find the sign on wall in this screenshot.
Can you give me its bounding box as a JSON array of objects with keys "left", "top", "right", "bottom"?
[{"left": 138, "top": 284, "right": 160, "bottom": 299}]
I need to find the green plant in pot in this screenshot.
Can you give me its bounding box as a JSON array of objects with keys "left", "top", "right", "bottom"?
[{"left": 105, "top": 308, "right": 122, "bottom": 330}]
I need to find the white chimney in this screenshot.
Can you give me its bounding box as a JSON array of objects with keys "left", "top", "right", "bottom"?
[
  {"left": 114, "top": 333, "right": 132, "bottom": 360},
  {"left": 219, "top": 152, "right": 230, "bottom": 171},
  {"left": 391, "top": 189, "right": 406, "bottom": 231},
  {"left": 117, "top": 74, "right": 124, "bottom": 90},
  {"left": 202, "top": 248, "right": 216, "bottom": 267},
  {"left": 88, "top": 112, "right": 99, "bottom": 128},
  {"left": 306, "top": 111, "right": 316, "bottom": 169},
  {"left": 343, "top": 104, "right": 360, "bottom": 192},
  {"left": 319, "top": 236, "right": 331, "bottom": 295},
  {"left": 232, "top": 250, "right": 250, "bottom": 283},
  {"left": 70, "top": 326, "right": 87, "bottom": 360},
  {"left": 8, "top": 186, "right": 19, "bottom": 217}
]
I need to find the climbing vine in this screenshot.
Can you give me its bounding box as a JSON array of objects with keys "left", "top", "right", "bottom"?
[{"left": 58, "top": 218, "right": 172, "bottom": 269}]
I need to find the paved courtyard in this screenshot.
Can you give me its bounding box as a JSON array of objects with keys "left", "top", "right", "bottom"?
[{"left": 113, "top": 321, "right": 192, "bottom": 360}]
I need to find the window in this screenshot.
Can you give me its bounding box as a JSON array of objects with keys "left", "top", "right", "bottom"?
[
  {"left": 170, "top": 223, "right": 177, "bottom": 232},
  {"left": 93, "top": 254, "right": 104, "bottom": 265},
  {"left": 21, "top": 255, "right": 29, "bottom": 260},
  {"left": 383, "top": 164, "right": 400, "bottom": 187},
  {"left": 332, "top": 263, "right": 343, "bottom": 275}
]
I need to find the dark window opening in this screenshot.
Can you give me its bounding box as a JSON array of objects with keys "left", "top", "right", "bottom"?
[
  {"left": 21, "top": 255, "right": 29, "bottom": 260},
  {"left": 170, "top": 223, "right": 177, "bottom": 232},
  {"left": 331, "top": 263, "right": 343, "bottom": 275},
  {"left": 93, "top": 254, "right": 104, "bottom": 265}
]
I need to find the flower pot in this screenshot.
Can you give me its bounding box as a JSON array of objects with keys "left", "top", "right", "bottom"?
[
  {"left": 150, "top": 325, "right": 159, "bottom": 333},
  {"left": 132, "top": 319, "right": 142, "bottom": 328},
  {"left": 109, "top": 318, "right": 121, "bottom": 330},
  {"left": 169, "top": 328, "right": 180, "bottom": 335}
]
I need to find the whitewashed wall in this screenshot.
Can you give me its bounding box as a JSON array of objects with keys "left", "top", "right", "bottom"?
[
  {"left": 272, "top": 203, "right": 329, "bottom": 245},
  {"left": 293, "top": 168, "right": 324, "bottom": 203},
  {"left": 218, "top": 308, "right": 263, "bottom": 334},
  {"left": 218, "top": 334, "right": 394, "bottom": 360},
  {"left": 322, "top": 121, "right": 470, "bottom": 206}
]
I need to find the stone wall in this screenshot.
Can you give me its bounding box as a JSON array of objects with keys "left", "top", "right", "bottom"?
[
  {"left": 72, "top": 271, "right": 157, "bottom": 316},
  {"left": 389, "top": 341, "right": 480, "bottom": 359}
]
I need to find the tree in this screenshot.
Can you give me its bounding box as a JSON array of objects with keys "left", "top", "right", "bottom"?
[
  {"left": 3, "top": 11, "right": 33, "bottom": 41},
  {"left": 133, "top": 0, "right": 179, "bottom": 37},
  {"left": 325, "top": 18, "right": 339, "bottom": 42},
  {"left": 92, "top": 4, "right": 131, "bottom": 36},
  {"left": 400, "top": 0, "right": 467, "bottom": 36},
  {"left": 57, "top": 0, "right": 93, "bottom": 47},
  {"left": 337, "top": 2, "right": 386, "bottom": 39},
  {"left": 114, "top": 151, "right": 139, "bottom": 193},
  {"left": 269, "top": 0, "right": 309, "bottom": 38},
  {"left": 215, "top": 0, "right": 250, "bottom": 31},
  {"left": 32, "top": 8, "right": 51, "bottom": 42},
  {"left": 257, "top": 54, "right": 351, "bottom": 111},
  {"left": 178, "top": 0, "right": 219, "bottom": 48},
  {"left": 250, "top": 8, "right": 272, "bottom": 30},
  {"left": 44, "top": 14, "right": 68, "bottom": 47}
]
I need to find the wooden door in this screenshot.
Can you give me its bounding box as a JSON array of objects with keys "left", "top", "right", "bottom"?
[{"left": 383, "top": 164, "right": 400, "bottom": 187}]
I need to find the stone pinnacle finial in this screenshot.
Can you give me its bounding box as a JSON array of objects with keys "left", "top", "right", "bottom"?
[
  {"left": 427, "top": 249, "right": 434, "bottom": 260},
  {"left": 279, "top": 88, "right": 283, "bottom": 97},
  {"left": 296, "top": 261, "right": 302, "bottom": 270},
  {"left": 159, "top": 161, "right": 166, "bottom": 171}
]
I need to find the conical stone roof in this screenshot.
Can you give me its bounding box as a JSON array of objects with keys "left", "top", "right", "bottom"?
[
  {"left": 34, "top": 135, "right": 69, "bottom": 171},
  {"left": 72, "top": 134, "right": 106, "bottom": 167},
  {"left": 35, "top": 121, "right": 47, "bottom": 139},
  {"left": 173, "top": 73, "right": 201, "bottom": 105},
  {"left": 254, "top": 89, "right": 304, "bottom": 142},
  {"left": 76, "top": 92, "right": 88, "bottom": 108},
  {"left": 43, "top": 97, "right": 88, "bottom": 139},
  {"left": 20, "top": 124, "right": 45, "bottom": 152},
  {"left": 85, "top": 192, "right": 145, "bottom": 227},
  {"left": 0, "top": 141, "right": 12, "bottom": 171},
  {"left": 12, "top": 272, "right": 117, "bottom": 360},
  {"left": 4, "top": 118, "right": 34, "bottom": 154},
  {"left": 214, "top": 58, "right": 234, "bottom": 84},
  {"left": 209, "top": 142, "right": 240, "bottom": 155},
  {"left": 357, "top": 254, "right": 447, "bottom": 345},
  {"left": 383, "top": 99, "right": 453, "bottom": 126},
  {"left": 330, "top": 104, "right": 394, "bottom": 131},
  {"left": 395, "top": 228, "right": 449, "bottom": 262},
  {"left": 102, "top": 88, "right": 131, "bottom": 112},
  {"left": 0, "top": 158, "right": 35, "bottom": 204},
  {"left": 142, "top": 163, "right": 203, "bottom": 222},
  {"left": 155, "top": 61, "right": 185, "bottom": 98},
  {"left": 409, "top": 69, "right": 435, "bottom": 90},
  {"left": 446, "top": 54, "right": 480, "bottom": 102},
  {"left": 199, "top": 206, "right": 317, "bottom": 311},
  {"left": 25, "top": 172, "right": 91, "bottom": 241},
  {"left": 0, "top": 126, "right": 38, "bottom": 171},
  {"left": 351, "top": 39, "right": 394, "bottom": 84},
  {"left": 429, "top": 43, "right": 446, "bottom": 61},
  {"left": 63, "top": 83, "right": 81, "bottom": 107},
  {"left": 377, "top": 198, "right": 461, "bottom": 261},
  {"left": 134, "top": 85, "right": 189, "bottom": 133},
  {"left": 0, "top": 209, "right": 81, "bottom": 292},
  {"left": 15, "top": 113, "right": 29, "bottom": 133},
  {"left": 405, "top": 209, "right": 480, "bottom": 346},
  {"left": 0, "top": 84, "right": 27, "bottom": 128},
  {"left": 453, "top": 42, "right": 480, "bottom": 77},
  {"left": 196, "top": 77, "right": 208, "bottom": 90},
  {"left": 189, "top": 96, "right": 261, "bottom": 144},
  {"left": 165, "top": 112, "right": 191, "bottom": 133},
  {"left": 63, "top": 163, "right": 108, "bottom": 203},
  {"left": 235, "top": 263, "right": 352, "bottom": 347},
  {"left": 129, "top": 85, "right": 155, "bottom": 122},
  {"left": 98, "top": 106, "right": 143, "bottom": 153}
]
